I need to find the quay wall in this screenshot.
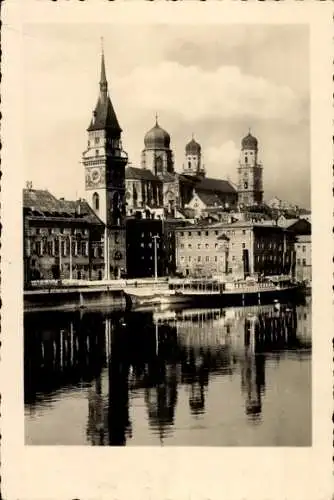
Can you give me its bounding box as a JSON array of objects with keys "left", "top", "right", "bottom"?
[{"left": 24, "top": 288, "right": 126, "bottom": 312}]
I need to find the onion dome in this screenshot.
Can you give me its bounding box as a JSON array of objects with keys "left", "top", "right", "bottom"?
[
  {"left": 186, "top": 136, "right": 201, "bottom": 155},
  {"left": 144, "top": 116, "right": 171, "bottom": 149},
  {"left": 241, "top": 131, "right": 258, "bottom": 151}
]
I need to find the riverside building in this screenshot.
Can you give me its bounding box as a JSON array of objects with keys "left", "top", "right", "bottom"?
[
  {"left": 175, "top": 221, "right": 295, "bottom": 279},
  {"left": 23, "top": 187, "right": 105, "bottom": 286}
]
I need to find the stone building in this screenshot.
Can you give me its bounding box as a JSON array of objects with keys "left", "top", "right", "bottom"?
[
  {"left": 23, "top": 188, "right": 104, "bottom": 286},
  {"left": 237, "top": 132, "right": 263, "bottom": 207},
  {"left": 82, "top": 48, "right": 128, "bottom": 279},
  {"left": 126, "top": 217, "right": 190, "bottom": 278},
  {"left": 280, "top": 218, "right": 311, "bottom": 284},
  {"left": 175, "top": 221, "right": 295, "bottom": 279},
  {"left": 175, "top": 223, "right": 230, "bottom": 278},
  {"left": 125, "top": 127, "right": 238, "bottom": 219}
]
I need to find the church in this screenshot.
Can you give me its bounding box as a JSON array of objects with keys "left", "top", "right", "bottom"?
[
  {"left": 80, "top": 47, "right": 264, "bottom": 278},
  {"left": 124, "top": 117, "right": 263, "bottom": 220}
]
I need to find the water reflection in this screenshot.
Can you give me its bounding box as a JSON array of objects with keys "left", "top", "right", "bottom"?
[{"left": 25, "top": 299, "right": 311, "bottom": 446}]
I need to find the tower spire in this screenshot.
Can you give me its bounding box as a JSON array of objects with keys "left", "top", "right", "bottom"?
[
  {"left": 155, "top": 112, "right": 159, "bottom": 126},
  {"left": 100, "top": 37, "right": 108, "bottom": 99}
]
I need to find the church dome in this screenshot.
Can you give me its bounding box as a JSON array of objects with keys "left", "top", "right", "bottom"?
[
  {"left": 185, "top": 137, "right": 201, "bottom": 155},
  {"left": 144, "top": 119, "right": 171, "bottom": 149},
  {"left": 241, "top": 132, "right": 258, "bottom": 151}
]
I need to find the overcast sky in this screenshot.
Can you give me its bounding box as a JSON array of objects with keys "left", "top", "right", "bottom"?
[{"left": 23, "top": 24, "right": 310, "bottom": 207}]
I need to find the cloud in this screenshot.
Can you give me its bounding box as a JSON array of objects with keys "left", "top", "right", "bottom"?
[
  {"left": 115, "top": 62, "right": 305, "bottom": 126},
  {"left": 204, "top": 140, "right": 240, "bottom": 181}
]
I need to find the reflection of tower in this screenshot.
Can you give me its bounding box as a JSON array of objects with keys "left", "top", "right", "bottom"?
[
  {"left": 144, "top": 364, "right": 178, "bottom": 443},
  {"left": 87, "top": 374, "right": 106, "bottom": 445},
  {"left": 241, "top": 318, "right": 265, "bottom": 420},
  {"left": 108, "top": 320, "right": 131, "bottom": 446}
]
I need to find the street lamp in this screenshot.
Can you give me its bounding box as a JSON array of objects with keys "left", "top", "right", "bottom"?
[{"left": 152, "top": 234, "right": 160, "bottom": 281}]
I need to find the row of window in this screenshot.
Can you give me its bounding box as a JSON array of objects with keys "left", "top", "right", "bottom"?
[
  {"left": 180, "top": 255, "right": 223, "bottom": 263},
  {"left": 296, "top": 245, "right": 307, "bottom": 252},
  {"left": 29, "top": 240, "right": 91, "bottom": 258},
  {"left": 180, "top": 243, "right": 223, "bottom": 250},
  {"left": 297, "top": 258, "right": 308, "bottom": 266},
  {"left": 29, "top": 228, "right": 89, "bottom": 237},
  {"left": 178, "top": 229, "right": 249, "bottom": 238},
  {"left": 256, "top": 241, "right": 283, "bottom": 251}
]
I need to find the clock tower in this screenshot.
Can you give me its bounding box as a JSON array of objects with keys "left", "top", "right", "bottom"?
[{"left": 83, "top": 45, "right": 128, "bottom": 279}]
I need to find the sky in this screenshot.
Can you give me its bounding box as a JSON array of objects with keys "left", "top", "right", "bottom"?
[{"left": 23, "top": 24, "right": 310, "bottom": 207}]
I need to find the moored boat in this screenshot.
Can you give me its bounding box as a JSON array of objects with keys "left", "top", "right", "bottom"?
[
  {"left": 166, "top": 275, "right": 305, "bottom": 307},
  {"left": 124, "top": 275, "right": 305, "bottom": 310}
]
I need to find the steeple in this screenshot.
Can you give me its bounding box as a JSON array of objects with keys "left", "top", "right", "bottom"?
[
  {"left": 87, "top": 43, "right": 122, "bottom": 134},
  {"left": 99, "top": 38, "right": 108, "bottom": 100}
]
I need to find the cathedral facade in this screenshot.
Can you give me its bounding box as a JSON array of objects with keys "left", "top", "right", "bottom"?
[{"left": 125, "top": 124, "right": 264, "bottom": 219}]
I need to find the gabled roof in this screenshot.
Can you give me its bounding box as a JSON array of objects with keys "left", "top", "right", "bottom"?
[
  {"left": 195, "top": 177, "right": 237, "bottom": 194},
  {"left": 23, "top": 189, "right": 104, "bottom": 226},
  {"left": 159, "top": 172, "right": 176, "bottom": 182},
  {"left": 195, "top": 191, "right": 224, "bottom": 207},
  {"left": 281, "top": 218, "right": 311, "bottom": 235},
  {"left": 125, "top": 167, "right": 160, "bottom": 182},
  {"left": 23, "top": 189, "right": 59, "bottom": 212}
]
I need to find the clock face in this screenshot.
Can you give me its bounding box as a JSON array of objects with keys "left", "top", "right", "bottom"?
[{"left": 90, "top": 168, "right": 101, "bottom": 184}]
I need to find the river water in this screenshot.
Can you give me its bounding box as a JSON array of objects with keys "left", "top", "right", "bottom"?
[{"left": 24, "top": 297, "right": 311, "bottom": 446}]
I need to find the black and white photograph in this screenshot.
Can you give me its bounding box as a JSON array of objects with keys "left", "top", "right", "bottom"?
[
  {"left": 4, "top": 0, "right": 334, "bottom": 498},
  {"left": 21, "top": 22, "right": 312, "bottom": 447}
]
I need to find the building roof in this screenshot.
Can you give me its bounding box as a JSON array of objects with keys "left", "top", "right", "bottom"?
[
  {"left": 185, "top": 137, "right": 201, "bottom": 155},
  {"left": 144, "top": 117, "right": 171, "bottom": 150},
  {"left": 125, "top": 166, "right": 159, "bottom": 182},
  {"left": 195, "top": 191, "right": 224, "bottom": 207},
  {"left": 195, "top": 177, "right": 237, "bottom": 194},
  {"left": 160, "top": 172, "right": 176, "bottom": 182},
  {"left": 23, "top": 189, "right": 104, "bottom": 226},
  {"left": 241, "top": 132, "right": 258, "bottom": 151},
  {"left": 281, "top": 218, "right": 311, "bottom": 235}
]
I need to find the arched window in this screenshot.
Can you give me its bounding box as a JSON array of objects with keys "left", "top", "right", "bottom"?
[
  {"left": 93, "top": 192, "right": 99, "bottom": 211},
  {"left": 188, "top": 161, "right": 191, "bottom": 169}
]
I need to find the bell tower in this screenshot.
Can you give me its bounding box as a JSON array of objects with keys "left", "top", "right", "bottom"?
[
  {"left": 182, "top": 135, "right": 205, "bottom": 176},
  {"left": 82, "top": 42, "right": 128, "bottom": 279},
  {"left": 237, "top": 130, "right": 263, "bottom": 207}
]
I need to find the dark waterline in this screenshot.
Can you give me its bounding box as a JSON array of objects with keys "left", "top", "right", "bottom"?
[{"left": 24, "top": 298, "right": 311, "bottom": 446}]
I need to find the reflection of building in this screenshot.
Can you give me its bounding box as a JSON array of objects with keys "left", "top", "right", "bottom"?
[
  {"left": 82, "top": 48, "right": 128, "bottom": 279},
  {"left": 25, "top": 302, "right": 311, "bottom": 445},
  {"left": 175, "top": 220, "right": 295, "bottom": 279},
  {"left": 144, "top": 365, "right": 178, "bottom": 442},
  {"left": 23, "top": 188, "right": 105, "bottom": 285},
  {"left": 296, "top": 298, "right": 312, "bottom": 343}
]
